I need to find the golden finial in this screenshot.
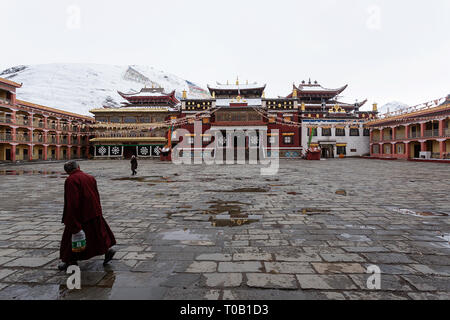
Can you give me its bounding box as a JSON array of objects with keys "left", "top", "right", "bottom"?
[
  {"left": 373, "top": 103, "right": 378, "bottom": 112},
  {"left": 292, "top": 88, "right": 298, "bottom": 98},
  {"left": 182, "top": 90, "right": 187, "bottom": 99},
  {"left": 152, "top": 83, "right": 154, "bottom": 88},
  {"left": 262, "top": 91, "right": 265, "bottom": 98},
  {"left": 246, "top": 80, "right": 248, "bottom": 85},
  {"left": 212, "top": 91, "right": 215, "bottom": 98},
  {"left": 227, "top": 80, "right": 229, "bottom": 85},
  {"left": 301, "top": 102, "right": 305, "bottom": 111},
  {"left": 236, "top": 77, "right": 239, "bottom": 85}
]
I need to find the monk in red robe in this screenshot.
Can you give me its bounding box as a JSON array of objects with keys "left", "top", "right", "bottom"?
[{"left": 58, "top": 160, "right": 116, "bottom": 270}]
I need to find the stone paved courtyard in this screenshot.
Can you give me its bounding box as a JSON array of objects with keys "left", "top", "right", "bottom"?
[{"left": 0, "top": 159, "right": 449, "bottom": 300}]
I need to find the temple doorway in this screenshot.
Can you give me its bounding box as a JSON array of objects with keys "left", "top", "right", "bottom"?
[
  {"left": 321, "top": 144, "right": 334, "bottom": 158},
  {"left": 123, "top": 146, "right": 136, "bottom": 159}
]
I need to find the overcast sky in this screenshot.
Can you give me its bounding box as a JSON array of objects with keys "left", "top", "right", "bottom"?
[{"left": 1, "top": 0, "right": 449, "bottom": 108}]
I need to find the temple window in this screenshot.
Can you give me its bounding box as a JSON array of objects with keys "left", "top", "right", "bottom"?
[
  {"left": 337, "top": 146, "right": 347, "bottom": 155},
  {"left": 124, "top": 117, "right": 137, "bottom": 123},
  {"left": 283, "top": 136, "right": 293, "bottom": 144},
  {"left": 350, "top": 128, "right": 360, "bottom": 136},
  {"left": 322, "top": 128, "right": 331, "bottom": 136},
  {"left": 110, "top": 117, "right": 121, "bottom": 123},
  {"left": 335, "top": 128, "right": 346, "bottom": 136},
  {"left": 307, "top": 128, "right": 317, "bottom": 136},
  {"left": 363, "top": 128, "right": 370, "bottom": 136}
]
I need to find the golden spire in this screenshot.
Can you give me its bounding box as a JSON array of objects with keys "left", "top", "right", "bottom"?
[
  {"left": 236, "top": 77, "right": 239, "bottom": 85},
  {"left": 373, "top": 103, "right": 378, "bottom": 112},
  {"left": 301, "top": 102, "right": 306, "bottom": 111},
  {"left": 292, "top": 88, "right": 298, "bottom": 98},
  {"left": 212, "top": 91, "right": 216, "bottom": 98},
  {"left": 262, "top": 91, "right": 265, "bottom": 98},
  {"left": 182, "top": 90, "right": 187, "bottom": 99}
]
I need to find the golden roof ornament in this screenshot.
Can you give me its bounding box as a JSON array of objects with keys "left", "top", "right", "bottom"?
[
  {"left": 301, "top": 102, "right": 306, "bottom": 111},
  {"left": 212, "top": 91, "right": 215, "bottom": 98},
  {"left": 236, "top": 77, "right": 239, "bottom": 85},
  {"left": 182, "top": 90, "right": 187, "bottom": 99},
  {"left": 373, "top": 103, "right": 378, "bottom": 112}
]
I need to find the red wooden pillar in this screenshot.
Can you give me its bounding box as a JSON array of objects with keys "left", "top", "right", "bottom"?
[
  {"left": 405, "top": 142, "right": 410, "bottom": 159},
  {"left": 439, "top": 120, "right": 445, "bottom": 137},
  {"left": 28, "top": 145, "right": 33, "bottom": 161},
  {"left": 392, "top": 127, "right": 397, "bottom": 141},
  {"left": 420, "top": 123, "right": 426, "bottom": 138},
  {"left": 77, "top": 146, "right": 81, "bottom": 158},
  {"left": 420, "top": 141, "right": 427, "bottom": 152},
  {"left": 12, "top": 127, "right": 16, "bottom": 141},
  {"left": 11, "top": 144, "right": 16, "bottom": 162},
  {"left": 439, "top": 140, "right": 446, "bottom": 159},
  {"left": 43, "top": 145, "right": 48, "bottom": 161},
  {"left": 380, "top": 128, "right": 384, "bottom": 142},
  {"left": 404, "top": 124, "right": 409, "bottom": 139},
  {"left": 68, "top": 146, "right": 72, "bottom": 160},
  {"left": 56, "top": 146, "right": 61, "bottom": 160}
]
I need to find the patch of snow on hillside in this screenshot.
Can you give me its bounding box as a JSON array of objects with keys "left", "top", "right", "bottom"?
[{"left": 1, "top": 63, "right": 209, "bottom": 116}]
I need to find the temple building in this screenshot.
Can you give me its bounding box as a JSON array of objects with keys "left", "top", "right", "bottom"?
[
  {"left": 0, "top": 77, "right": 94, "bottom": 162},
  {"left": 367, "top": 95, "right": 450, "bottom": 160},
  {"left": 177, "top": 79, "right": 302, "bottom": 160},
  {"left": 290, "top": 80, "right": 376, "bottom": 158},
  {"left": 89, "top": 86, "right": 179, "bottom": 158}
]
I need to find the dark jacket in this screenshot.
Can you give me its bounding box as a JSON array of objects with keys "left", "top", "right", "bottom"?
[{"left": 131, "top": 158, "right": 138, "bottom": 170}]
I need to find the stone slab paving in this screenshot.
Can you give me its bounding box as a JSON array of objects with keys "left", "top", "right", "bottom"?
[{"left": 0, "top": 159, "right": 449, "bottom": 300}]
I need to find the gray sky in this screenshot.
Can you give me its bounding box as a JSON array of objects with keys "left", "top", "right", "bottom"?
[{"left": 1, "top": 0, "right": 449, "bottom": 108}]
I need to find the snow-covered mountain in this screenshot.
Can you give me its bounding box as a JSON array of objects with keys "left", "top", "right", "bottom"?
[
  {"left": 378, "top": 101, "right": 409, "bottom": 115},
  {"left": 0, "top": 64, "right": 210, "bottom": 116}
]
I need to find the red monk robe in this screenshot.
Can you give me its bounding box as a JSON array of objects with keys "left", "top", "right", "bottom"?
[{"left": 60, "top": 168, "right": 116, "bottom": 263}]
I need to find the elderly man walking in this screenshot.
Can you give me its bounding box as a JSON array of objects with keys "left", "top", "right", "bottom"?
[{"left": 58, "top": 160, "right": 116, "bottom": 271}]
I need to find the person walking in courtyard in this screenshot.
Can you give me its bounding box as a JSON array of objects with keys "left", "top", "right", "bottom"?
[
  {"left": 131, "top": 155, "right": 138, "bottom": 176},
  {"left": 58, "top": 160, "right": 116, "bottom": 271}
]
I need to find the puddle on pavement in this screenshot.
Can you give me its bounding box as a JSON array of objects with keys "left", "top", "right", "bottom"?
[
  {"left": 287, "top": 191, "right": 301, "bottom": 195},
  {"left": 298, "top": 208, "right": 331, "bottom": 215},
  {"left": 0, "top": 169, "right": 66, "bottom": 176},
  {"left": 205, "top": 187, "right": 268, "bottom": 193},
  {"left": 335, "top": 189, "right": 347, "bottom": 196},
  {"left": 112, "top": 176, "right": 188, "bottom": 183},
  {"left": 204, "top": 200, "right": 261, "bottom": 227},
  {"left": 385, "top": 206, "right": 448, "bottom": 217},
  {"left": 210, "top": 214, "right": 262, "bottom": 227}
]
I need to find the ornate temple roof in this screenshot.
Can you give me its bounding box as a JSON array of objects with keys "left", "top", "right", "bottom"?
[
  {"left": 117, "top": 87, "right": 179, "bottom": 107},
  {"left": 287, "top": 80, "right": 348, "bottom": 99},
  {"left": 0, "top": 77, "right": 22, "bottom": 89},
  {"left": 207, "top": 81, "right": 266, "bottom": 96}
]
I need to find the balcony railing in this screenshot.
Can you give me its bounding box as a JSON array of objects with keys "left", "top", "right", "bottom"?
[
  {"left": 445, "top": 128, "right": 450, "bottom": 137},
  {"left": 0, "top": 133, "right": 13, "bottom": 141},
  {"left": 0, "top": 98, "right": 11, "bottom": 105},
  {"left": 410, "top": 131, "right": 420, "bottom": 138},
  {"left": 15, "top": 119, "right": 30, "bottom": 126},
  {"left": 33, "top": 121, "right": 45, "bottom": 128},
  {"left": 395, "top": 133, "right": 406, "bottom": 140},
  {"left": 61, "top": 138, "right": 68, "bottom": 144},
  {"left": 424, "top": 129, "right": 440, "bottom": 137},
  {"left": 48, "top": 123, "right": 57, "bottom": 130},
  {"left": 16, "top": 135, "right": 30, "bottom": 142},
  {"left": 0, "top": 117, "right": 13, "bottom": 124},
  {"left": 371, "top": 137, "right": 380, "bottom": 142},
  {"left": 33, "top": 137, "right": 44, "bottom": 143}
]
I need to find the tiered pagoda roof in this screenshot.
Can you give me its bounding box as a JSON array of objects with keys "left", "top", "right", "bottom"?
[
  {"left": 287, "top": 80, "right": 347, "bottom": 100},
  {"left": 207, "top": 81, "right": 266, "bottom": 98},
  {"left": 118, "top": 87, "right": 180, "bottom": 107}
]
